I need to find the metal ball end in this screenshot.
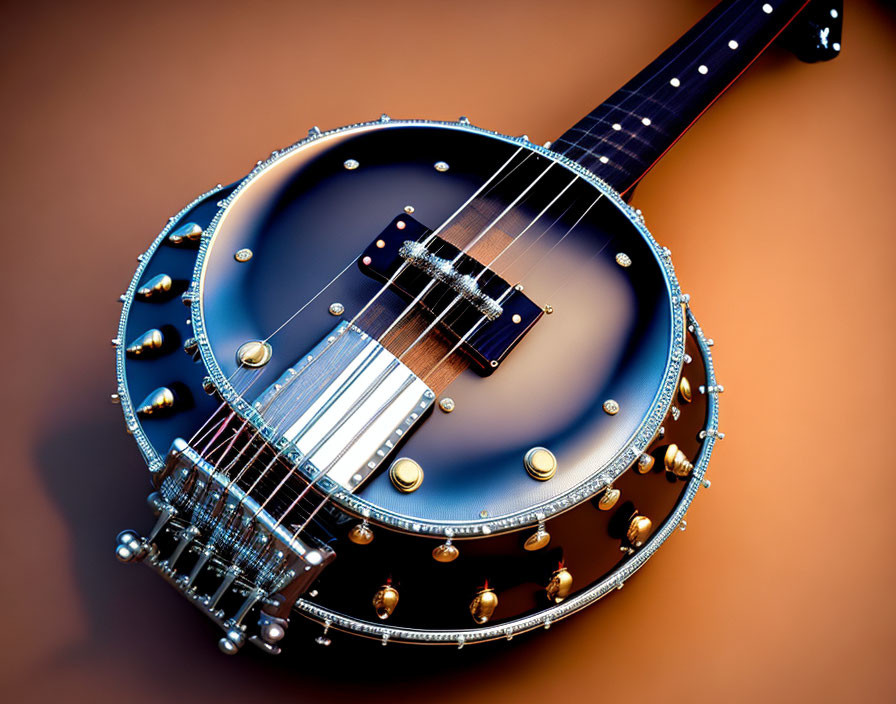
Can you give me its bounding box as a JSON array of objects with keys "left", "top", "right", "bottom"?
[
  {"left": 146, "top": 492, "right": 168, "bottom": 515},
  {"left": 117, "top": 530, "right": 137, "bottom": 545},
  {"left": 115, "top": 530, "right": 144, "bottom": 562},
  {"left": 217, "top": 628, "right": 245, "bottom": 655},
  {"left": 218, "top": 637, "right": 239, "bottom": 655},
  {"left": 260, "top": 621, "right": 286, "bottom": 644}
]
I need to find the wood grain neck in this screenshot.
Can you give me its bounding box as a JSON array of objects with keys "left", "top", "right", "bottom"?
[{"left": 553, "top": 0, "right": 840, "bottom": 196}]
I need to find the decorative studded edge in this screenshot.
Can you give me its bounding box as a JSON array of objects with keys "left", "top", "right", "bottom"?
[
  {"left": 184, "top": 117, "right": 688, "bottom": 537},
  {"left": 292, "top": 308, "right": 719, "bottom": 645},
  {"left": 114, "top": 183, "right": 226, "bottom": 473}
]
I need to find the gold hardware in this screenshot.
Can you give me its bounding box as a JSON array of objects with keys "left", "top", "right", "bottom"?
[
  {"left": 236, "top": 340, "right": 272, "bottom": 368},
  {"left": 434, "top": 161, "right": 449, "bottom": 172},
  {"left": 136, "top": 274, "right": 173, "bottom": 301},
  {"left": 635, "top": 453, "right": 655, "bottom": 474},
  {"left": 469, "top": 584, "right": 498, "bottom": 624},
  {"left": 524, "top": 447, "right": 557, "bottom": 481},
  {"left": 625, "top": 514, "right": 653, "bottom": 551},
  {"left": 603, "top": 399, "right": 620, "bottom": 415},
  {"left": 438, "top": 397, "right": 455, "bottom": 413},
  {"left": 598, "top": 486, "right": 620, "bottom": 511},
  {"left": 524, "top": 527, "right": 551, "bottom": 551},
  {"left": 546, "top": 566, "right": 573, "bottom": 604},
  {"left": 543, "top": 304, "right": 553, "bottom": 314},
  {"left": 348, "top": 521, "right": 374, "bottom": 545},
  {"left": 234, "top": 248, "right": 253, "bottom": 262},
  {"left": 372, "top": 584, "right": 399, "bottom": 620},
  {"left": 136, "top": 387, "right": 175, "bottom": 418},
  {"left": 512, "top": 314, "right": 522, "bottom": 324},
  {"left": 615, "top": 252, "right": 632, "bottom": 268},
  {"left": 432, "top": 540, "right": 459, "bottom": 563},
  {"left": 389, "top": 458, "right": 423, "bottom": 493},
  {"left": 679, "top": 376, "right": 693, "bottom": 403},
  {"left": 479, "top": 509, "right": 488, "bottom": 518},
  {"left": 126, "top": 329, "right": 164, "bottom": 358},
  {"left": 167, "top": 222, "right": 203, "bottom": 245},
  {"left": 404, "top": 205, "right": 415, "bottom": 214},
  {"left": 663, "top": 443, "right": 693, "bottom": 477}
]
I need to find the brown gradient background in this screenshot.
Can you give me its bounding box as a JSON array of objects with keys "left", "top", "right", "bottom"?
[{"left": 2, "top": 0, "right": 894, "bottom": 702}]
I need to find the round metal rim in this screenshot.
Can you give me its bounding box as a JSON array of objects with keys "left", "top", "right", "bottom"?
[
  {"left": 186, "top": 117, "right": 687, "bottom": 538},
  {"left": 292, "top": 308, "right": 719, "bottom": 645}
]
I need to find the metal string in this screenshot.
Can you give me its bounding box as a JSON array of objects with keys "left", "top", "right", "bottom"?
[
  {"left": 174, "top": 147, "right": 534, "bottom": 539},
  {"left": 271, "top": 174, "right": 593, "bottom": 535}
]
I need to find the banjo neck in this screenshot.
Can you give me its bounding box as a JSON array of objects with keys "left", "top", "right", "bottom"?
[{"left": 554, "top": 0, "right": 841, "bottom": 196}]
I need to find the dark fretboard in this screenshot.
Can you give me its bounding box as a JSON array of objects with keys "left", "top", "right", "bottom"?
[{"left": 553, "top": 0, "right": 841, "bottom": 195}]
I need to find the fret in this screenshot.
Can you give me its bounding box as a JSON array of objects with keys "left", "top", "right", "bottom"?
[
  {"left": 565, "top": 127, "right": 648, "bottom": 159},
  {"left": 554, "top": 0, "right": 841, "bottom": 195}
]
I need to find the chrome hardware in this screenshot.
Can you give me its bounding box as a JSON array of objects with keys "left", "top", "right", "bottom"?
[
  {"left": 438, "top": 397, "right": 455, "bottom": 413},
  {"left": 251, "top": 322, "right": 434, "bottom": 491},
  {"left": 315, "top": 620, "right": 332, "bottom": 646},
  {"left": 399, "top": 240, "right": 503, "bottom": 320},
  {"left": 115, "top": 439, "right": 335, "bottom": 655},
  {"left": 183, "top": 336, "right": 200, "bottom": 361},
  {"left": 603, "top": 399, "right": 620, "bottom": 415},
  {"left": 234, "top": 248, "right": 253, "bottom": 262},
  {"left": 434, "top": 161, "right": 449, "bottom": 172},
  {"left": 615, "top": 252, "right": 632, "bottom": 267},
  {"left": 328, "top": 302, "right": 344, "bottom": 316}
]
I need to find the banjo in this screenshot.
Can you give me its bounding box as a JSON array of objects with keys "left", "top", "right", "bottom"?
[{"left": 112, "top": 0, "right": 841, "bottom": 654}]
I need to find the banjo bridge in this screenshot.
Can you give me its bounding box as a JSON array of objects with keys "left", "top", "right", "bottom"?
[{"left": 360, "top": 214, "right": 544, "bottom": 373}]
